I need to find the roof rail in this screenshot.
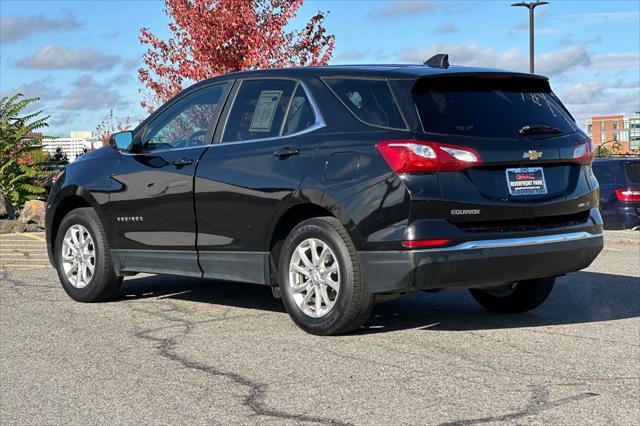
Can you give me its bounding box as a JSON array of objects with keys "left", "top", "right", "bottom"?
[{"left": 424, "top": 53, "right": 449, "bottom": 69}]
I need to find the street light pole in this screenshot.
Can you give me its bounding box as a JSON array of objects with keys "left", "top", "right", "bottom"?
[{"left": 511, "top": 1, "right": 548, "bottom": 73}]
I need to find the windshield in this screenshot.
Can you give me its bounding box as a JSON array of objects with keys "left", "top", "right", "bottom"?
[{"left": 413, "top": 76, "right": 578, "bottom": 138}]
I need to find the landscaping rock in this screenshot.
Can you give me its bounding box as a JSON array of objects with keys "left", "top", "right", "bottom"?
[
  {"left": 25, "top": 223, "right": 42, "bottom": 232},
  {"left": 0, "top": 190, "right": 16, "bottom": 219},
  {"left": 18, "top": 200, "right": 46, "bottom": 230},
  {"left": 1, "top": 219, "right": 27, "bottom": 234}
]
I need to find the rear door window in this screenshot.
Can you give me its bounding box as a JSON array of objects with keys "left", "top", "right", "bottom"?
[
  {"left": 413, "top": 76, "right": 578, "bottom": 138},
  {"left": 223, "top": 79, "right": 297, "bottom": 142},
  {"left": 624, "top": 161, "right": 640, "bottom": 184},
  {"left": 324, "top": 77, "right": 406, "bottom": 129}
]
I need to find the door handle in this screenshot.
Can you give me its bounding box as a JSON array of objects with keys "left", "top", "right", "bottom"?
[
  {"left": 273, "top": 148, "right": 300, "bottom": 159},
  {"left": 172, "top": 157, "right": 194, "bottom": 168}
]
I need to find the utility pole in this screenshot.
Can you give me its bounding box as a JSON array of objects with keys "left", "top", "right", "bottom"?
[{"left": 511, "top": 1, "right": 548, "bottom": 73}]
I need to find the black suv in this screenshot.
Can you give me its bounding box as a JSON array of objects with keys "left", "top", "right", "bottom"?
[{"left": 46, "top": 59, "right": 603, "bottom": 335}]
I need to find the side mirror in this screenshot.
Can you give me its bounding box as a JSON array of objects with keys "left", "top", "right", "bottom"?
[{"left": 109, "top": 131, "right": 134, "bottom": 152}]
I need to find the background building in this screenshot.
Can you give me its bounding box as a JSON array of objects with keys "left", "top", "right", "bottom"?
[
  {"left": 41, "top": 132, "right": 100, "bottom": 162},
  {"left": 586, "top": 112, "right": 640, "bottom": 153},
  {"left": 70, "top": 131, "right": 93, "bottom": 139}
]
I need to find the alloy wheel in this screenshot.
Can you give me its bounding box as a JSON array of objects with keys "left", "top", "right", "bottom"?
[
  {"left": 61, "top": 224, "right": 96, "bottom": 289},
  {"left": 288, "top": 238, "right": 340, "bottom": 318}
]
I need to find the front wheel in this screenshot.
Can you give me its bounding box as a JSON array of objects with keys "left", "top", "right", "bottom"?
[
  {"left": 54, "top": 208, "right": 122, "bottom": 302},
  {"left": 278, "top": 217, "right": 374, "bottom": 335},
  {"left": 469, "top": 277, "right": 555, "bottom": 314}
]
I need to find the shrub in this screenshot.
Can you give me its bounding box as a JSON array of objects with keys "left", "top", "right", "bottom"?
[{"left": 0, "top": 94, "right": 50, "bottom": 209}]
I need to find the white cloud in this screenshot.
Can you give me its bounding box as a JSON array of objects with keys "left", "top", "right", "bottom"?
[
  {"left": 559, "top": 81, "right": 604, "bottom": 105},
  {"left": 609, "top": 79, "right": 640, "bottom": 90},
  {"left": 400, "top": 42, "right": 525, "bottom": 70},
  {"left": 590, "top": 52, "right": 640, "bottom": 71},
  {"left": 0, "top": 12, "right": 80, "bottom": 43},
  {"left": 58, "top": 75, "right": 124, "bottom": 111},
  {"left": 1, "top": 79, "right": 62, "bottom": 102},
  {"left": 536, "top": 45, "right": 591, "bottom": 75},
  {"left": 567, "top": 92, "right": 640, "bottom": 129},
  {"left": 399, "top": 43, "right": 592, "bottom": 76},
  {"left": 18, "top": 44, "right": 121, "bottom": 71},
  {"left": 433, "top": 24, "right": 458, "bottom": 35}
]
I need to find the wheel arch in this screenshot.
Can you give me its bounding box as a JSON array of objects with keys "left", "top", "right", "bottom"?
[
  {"left": 266, "top": 194, "right": 362, "bottom": 285},
  {"left": 47, "top": 186, "right": 109, "bottom": 262}
]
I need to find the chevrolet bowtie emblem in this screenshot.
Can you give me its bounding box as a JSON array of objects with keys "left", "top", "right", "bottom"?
[{"left": 523, "top": 150, "right": 543, "bottom": 160}]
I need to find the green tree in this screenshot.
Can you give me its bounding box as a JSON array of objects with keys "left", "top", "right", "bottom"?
[
  {"left": 52, "top": 146, "right": 69, "bottom": 164},
  {"left": 595, "top": 145, "right": 611, "bottom": 158},
  {"left": 0, "top": 94, "right": 50, "bottom": 208}
]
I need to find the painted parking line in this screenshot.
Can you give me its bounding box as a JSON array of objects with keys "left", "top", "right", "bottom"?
[
  {"left": 0, "top": 243, "right": 46, "bottom": 246},
  {"left": 1, "top": 255, "right": 49, "bottom": 259},
  {"left": 1, "top": 264, "right": 49, "bottom": 269},
  {"left": 22, "top": 233, "right": 46, "bottom": 242},
  {"left": 0, "top": 234, "right": 49, "bottom": 269}
]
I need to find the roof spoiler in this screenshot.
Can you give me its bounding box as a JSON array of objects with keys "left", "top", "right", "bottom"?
[{"left": 424, "top": 53, "right": 449, "bottom": 69}]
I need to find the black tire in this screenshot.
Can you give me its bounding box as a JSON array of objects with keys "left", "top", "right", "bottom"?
[
  {"left": 469, "top": 277, "right": 555, "bottom": 314},
  {"left": 54, "top": 207, "right": 122, "bottom": 302},
  {"left": 278, "top": 217, "right": 374, "bottom": 335}
]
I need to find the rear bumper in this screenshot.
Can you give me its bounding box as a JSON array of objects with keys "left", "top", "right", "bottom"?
[{"left": 359, "top": 231, "right": 603, "bottom": 293}]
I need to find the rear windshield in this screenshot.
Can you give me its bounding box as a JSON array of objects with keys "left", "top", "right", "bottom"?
[
  {"left": 413, "top": 76, "right": 578, "bottom": 138},
  {"left": 624, "top": 161, "right": 640, "bottom": 184},
  {"left": 593, "top": 165, "right": 616, "bottom": 185}
]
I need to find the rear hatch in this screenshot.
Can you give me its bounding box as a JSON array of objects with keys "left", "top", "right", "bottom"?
[{"left": 410, "top": 74, "right": 595, "bottom": 231}]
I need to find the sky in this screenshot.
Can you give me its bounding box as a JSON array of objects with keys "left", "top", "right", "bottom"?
[{"left": 0, "top": 0, "right": 638, "bottom": 137}]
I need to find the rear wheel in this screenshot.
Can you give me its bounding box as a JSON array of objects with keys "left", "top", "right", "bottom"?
[
  {"left": 469, "top": 277, "right": 555, "bottom": 314},
  {"left": 279, "top": 217, "right": 374, "bottom": 335},
  {"left": 55, "top": 208, "right": 122, "bottom": 302}
]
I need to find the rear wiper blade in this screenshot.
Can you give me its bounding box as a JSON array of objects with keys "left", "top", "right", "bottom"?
[{"left": 519, "top": 125, "right": 562, "bottom": 136}]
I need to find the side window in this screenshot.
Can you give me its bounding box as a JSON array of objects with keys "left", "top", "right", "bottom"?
[
  {"left": 143, "top": 83, "right": 227, "bottom": 152},
  {"left": 324, "top": 77, "right": 405, "bottom": 129},
  {"left": 282, "top": 85, "right": 317, "bottom": 136},
  {"left": 223, "top": 79, "right": 297, "bottom": 142},
  {"left": 592, "top": 165, "right": 615, "bottom": 185}
]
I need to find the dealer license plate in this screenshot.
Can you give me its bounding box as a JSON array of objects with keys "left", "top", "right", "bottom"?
[{"left": 506, "top": 167, "right": 547, "bottom": 196}]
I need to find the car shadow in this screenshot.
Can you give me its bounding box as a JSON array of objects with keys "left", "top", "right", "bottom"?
[
  {"left": 120, "top": 274, "right": 285, "bottom": 313},
  {"left": 118, "top": 271, "right": 639, "bottom": 333}
]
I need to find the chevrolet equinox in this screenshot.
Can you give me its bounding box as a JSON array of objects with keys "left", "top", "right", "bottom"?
[{"left": 46, "top": 56, "right": 604, "bottom": 335}]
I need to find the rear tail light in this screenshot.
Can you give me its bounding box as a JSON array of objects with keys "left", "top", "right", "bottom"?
[
  {"left": 401, "top": 239, "right": 450, "bottom": 248},
  {"left": 376, "top": 140, "right": 482, "bottom": 174},
  {"left": 615, "top": 188, "right": 640, "bottom": 202},
  {"left": 573, "top": 138, "right": 594, "bottom": 165}
]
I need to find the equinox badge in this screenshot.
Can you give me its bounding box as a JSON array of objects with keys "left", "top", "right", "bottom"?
[{"left": 523, "top": 150, "right": 543, "bottom": 160}]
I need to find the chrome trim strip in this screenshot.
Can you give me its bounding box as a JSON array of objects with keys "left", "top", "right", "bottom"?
[{"left": 416, "top": 231, "right": 602, "bottom": 252}]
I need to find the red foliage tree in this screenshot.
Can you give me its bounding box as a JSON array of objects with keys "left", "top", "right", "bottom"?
[
  {"left": 138, "top": 0, "right": 335, "bottom": 112},
  {"left": 95, "top": 109, "right": 132, "bottom": 146}
]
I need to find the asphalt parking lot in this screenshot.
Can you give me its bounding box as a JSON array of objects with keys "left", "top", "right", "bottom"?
[{"left": 1, "top": 231, "right": 638, "bottom": 425}]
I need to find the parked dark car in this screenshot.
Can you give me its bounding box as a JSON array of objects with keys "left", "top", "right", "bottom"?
[
  {"left": 592, "top": 158, "right": 640, "bottom": 230},
  {"left": 45, "top": 58, "right": 603, "bottom": 335}
]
